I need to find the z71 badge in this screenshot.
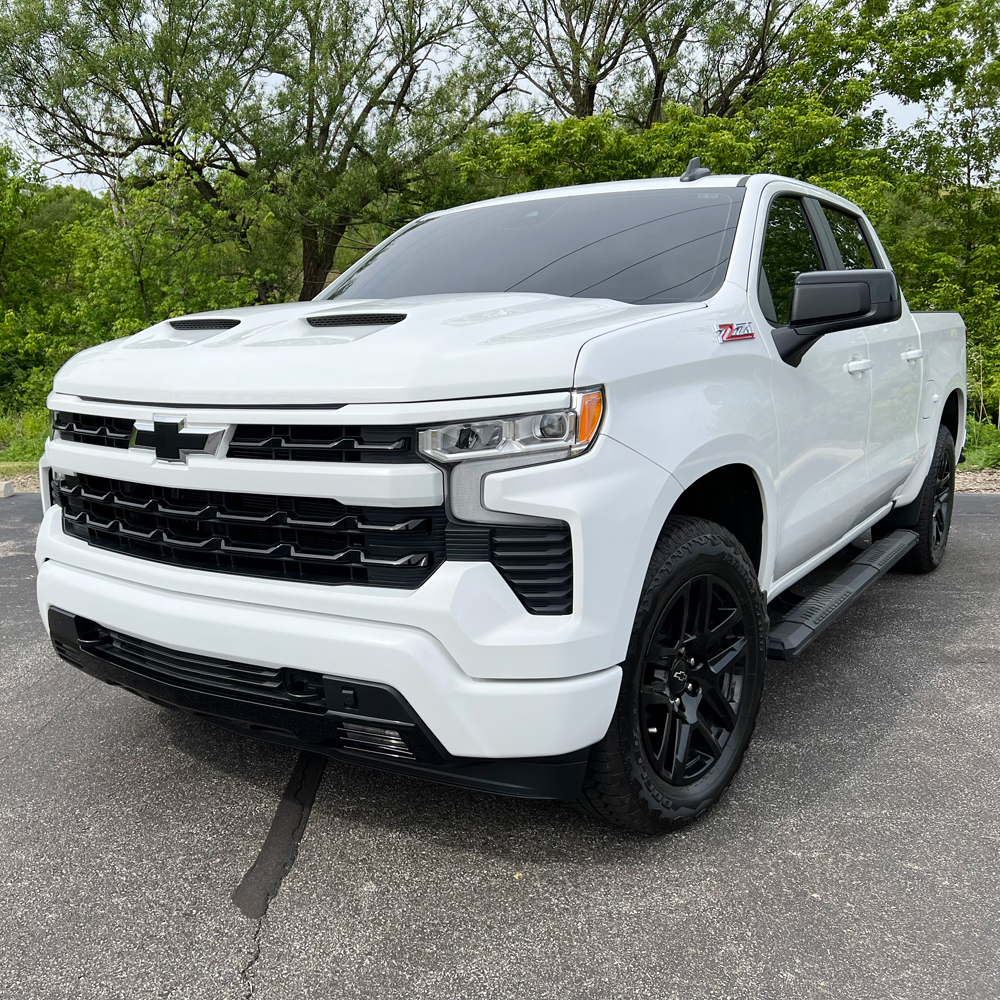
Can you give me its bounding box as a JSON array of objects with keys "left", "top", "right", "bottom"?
[{"left": 717, "top": 322, "right": 756, "bottom": 343}]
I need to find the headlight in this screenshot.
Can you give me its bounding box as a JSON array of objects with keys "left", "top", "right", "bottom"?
[
  {"left": 418, "top": 387, "right": 605, "bottom": 526},
  {"left": 418, "top": 387, "right": 604, "bottom": 464}
]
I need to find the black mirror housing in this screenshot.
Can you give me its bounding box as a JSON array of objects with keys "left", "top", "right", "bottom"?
[{"left": 772, "top": 269, "right": 902, "bottom": 366}]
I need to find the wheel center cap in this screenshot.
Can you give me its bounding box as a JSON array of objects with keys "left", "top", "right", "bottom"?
[{"left": 669, "top": 666, "right": 691, "bottom": 695}]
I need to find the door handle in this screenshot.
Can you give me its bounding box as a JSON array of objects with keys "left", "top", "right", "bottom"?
[
  {"left": 845, "top": 358, "right": 874, "bottom": 375},
  {"left": 901, "top": 349, "right": 924, "bottom": 362}
]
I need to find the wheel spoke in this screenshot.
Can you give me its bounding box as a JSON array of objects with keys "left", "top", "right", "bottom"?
[
  {"left": 640, "top": 682, "right": 672, "bottom": 707},
  {"left": 694, "top": 718, "right": 724, "bottom": 761},
  {"left": 700, "top": 686, "right": 738, "bottom": 730},
  {"left": 704, "top": 606, "right": 744, "bottom": 654},
  {"left": 674, "top": 579, "right": 695, "bottom": 647},
  {"left": 668, "top": 721, "right": 693, "bottom": 783},
  {"left": 645, "top": 643, "right": 672, "bottom": 666},
  {"left": 697, "top": 578, "right": 714, "bottom": 635},
  {"left": 705, "top": 636, "right": 747, "bottom": 678}
]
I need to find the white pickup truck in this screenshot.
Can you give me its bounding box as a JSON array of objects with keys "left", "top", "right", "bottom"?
[{"left": 35, "top": 165, "right": 966, "bottom": 832}]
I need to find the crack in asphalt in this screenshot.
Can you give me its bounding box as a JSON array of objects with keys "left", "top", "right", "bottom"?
[
  {"left": 232, "top": 750, "right": 327, "bottom": 996},
  {"left": 239, "top": 920, "right": 264, "bottom": 999}
]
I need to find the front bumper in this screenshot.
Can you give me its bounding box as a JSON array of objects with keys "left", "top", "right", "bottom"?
[
  {"left": 36, "top": 394, "right": 683, "bottom": 790},
  {"left": 37, "top": 556, "right": 621, "bottom": 769}
]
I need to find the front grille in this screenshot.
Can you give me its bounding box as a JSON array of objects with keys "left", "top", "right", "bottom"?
[
  {"left": 53, "top": 473, "right": 446, "bottom": 589},
  {"left": 227, "top": 424, "right": 419, "bottom": 463},
  {"left": 51, "top": 476, "right": 574, "bottom": 613},
  {"left": 54, "top": 412, "right": 134, "bottom": 449}
]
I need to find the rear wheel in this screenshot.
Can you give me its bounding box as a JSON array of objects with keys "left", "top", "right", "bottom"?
[
  {"left": 578, "top": 516, "right": 767, "bottom": 833},
  {"left": 900, "top": 424, "right": 956, "bottom": 574}
]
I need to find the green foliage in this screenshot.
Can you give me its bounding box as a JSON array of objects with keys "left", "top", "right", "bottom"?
[
  {"left": 0, "top": 145, "right": 300, "bottom": 410},
  {"left": 0, "top": 0, "right": 998, "bottom": 465},
  {"left": 457, "top": 100, "right": 894, "bottom": 194},
  {"left": 0, "top": 406, "right": 48, "bottom": 461},
  {"left": 961, "top": 415, "right": 1000, "bottom": 469}
]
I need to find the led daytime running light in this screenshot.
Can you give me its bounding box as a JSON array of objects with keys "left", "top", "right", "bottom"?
[{"left": 418, "top": 387, "right": 605, "bottom": 464}]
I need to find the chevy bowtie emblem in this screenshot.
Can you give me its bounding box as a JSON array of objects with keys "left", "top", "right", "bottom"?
[
  {"left": 130, "top": 418, "right": 225, "bottom": 463},
  {"left": 717, "top": 322, "right": 755, "bottom": 343}
]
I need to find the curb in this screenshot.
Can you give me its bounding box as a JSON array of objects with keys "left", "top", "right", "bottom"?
[{"left": 0, "top": 481, "right": 13, "bottom": 499}]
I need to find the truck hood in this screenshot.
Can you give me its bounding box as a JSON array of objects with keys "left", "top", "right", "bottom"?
[{"left": 54, "top": 293, "right": 702, "bottom": 406}]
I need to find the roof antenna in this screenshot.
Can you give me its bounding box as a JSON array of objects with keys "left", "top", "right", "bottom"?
[{"left": 680, "top": 157, "right": 712, "bottom": 182}]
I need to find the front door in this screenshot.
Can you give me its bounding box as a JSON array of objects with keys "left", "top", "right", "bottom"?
[{"left": 754, "top": 195, "right": 873, "bottom": 580}]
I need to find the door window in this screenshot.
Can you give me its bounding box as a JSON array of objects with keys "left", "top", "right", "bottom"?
[
  {"left": 821, "top": 206, "right": 876, "bottom": 269},
  {"left": 758, "top": 197, "right": 824, "bottom": 325}
]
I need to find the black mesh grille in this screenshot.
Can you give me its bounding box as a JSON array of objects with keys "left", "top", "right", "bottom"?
[
  {"left": 54, "top": 412, "right": 135, "bottom": 449},
  {"left": 53, "top": 473, "right": 446, "bottom": 589},
  {"left": 446, "top": 522, "right": 573, "bottom": 615},
  {"left": 170, "top": 318, "right": 240, "bottom": 330},
  {"left": 226, "top": 424, "right": 419, "bottom": 463},
  {"left": 306, "top": 314, "right": 405, "bottom": 327},
  {"left": 492, "top": 527, "right": 574, "bottom": 615}
]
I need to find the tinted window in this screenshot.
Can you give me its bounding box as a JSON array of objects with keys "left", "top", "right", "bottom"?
[
  {"left": 758, "top": 197, "right": 823, "bottom": 325},
  {"left": 319, "top": 189, "right": 745, "bottom": 305},
  {"left": 822, "top": 206, "right": 876, "bottom": 269}
]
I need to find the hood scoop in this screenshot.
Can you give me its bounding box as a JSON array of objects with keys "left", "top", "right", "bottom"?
[
  {"left": 171, "top": 318, "right": 241, "bottom": 330},
  {"left": 306, "top": 313, "right": 406, "bottom": 328}
]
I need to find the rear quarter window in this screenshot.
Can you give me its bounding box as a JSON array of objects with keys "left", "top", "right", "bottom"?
[{"left": 822, "top": 206, "right": 876, "bottom": 269}]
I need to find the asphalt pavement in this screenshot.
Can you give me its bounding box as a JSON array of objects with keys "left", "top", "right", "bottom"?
[{"left": 2, "top": 492, "right": 998, "bottom": 1000}]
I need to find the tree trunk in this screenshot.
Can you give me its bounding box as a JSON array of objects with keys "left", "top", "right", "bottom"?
[
  {"left": 645, "top": 67, "right": 667, "bottom": 128},
  {"left": 299, "top": 218, "right": 349, "bottom": 300}
]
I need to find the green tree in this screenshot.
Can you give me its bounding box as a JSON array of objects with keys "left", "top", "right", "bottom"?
[{"left": 0, "top": 0, "right": 516, "bottom": 299}]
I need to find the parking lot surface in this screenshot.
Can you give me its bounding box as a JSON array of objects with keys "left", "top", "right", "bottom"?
[{"left": 2, "top": 492, "right": 998, "bottom": 1000}]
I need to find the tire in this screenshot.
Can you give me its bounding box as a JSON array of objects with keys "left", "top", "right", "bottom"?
[
  {"left": 578, "top": 516, "right": 768, "bottom": 834},
  {"left": 900, "top": 423, "right": 956, "bottom": 574}
]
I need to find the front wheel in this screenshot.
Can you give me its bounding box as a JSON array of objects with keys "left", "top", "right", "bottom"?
[
  {"left": 900, "top": 423, "right": 956, "bottom": 574},
  {"left": 578, "top": 516, "right": 768, "bottom": 833}
]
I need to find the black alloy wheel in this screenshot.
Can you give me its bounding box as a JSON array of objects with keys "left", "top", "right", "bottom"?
[
  {"left": 578, "top": 516, "right": 767, "bottom": 833},
  {"left": 901, "top": 423, "right": 956, "bottom": 574},
  {"left": 639, "top": 575, "right": 747, "bottom": 786},
  {"left": 931, "top": 440, "right": 955, "bottom": 553}
]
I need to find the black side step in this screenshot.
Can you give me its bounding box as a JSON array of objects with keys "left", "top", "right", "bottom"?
[{"left": 767, "top": 529, "right": 917, "bottom": 661}]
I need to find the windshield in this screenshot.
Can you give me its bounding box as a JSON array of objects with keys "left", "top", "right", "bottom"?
[{"left": 319, "top": 187, "right": 745, "bottom": 305}]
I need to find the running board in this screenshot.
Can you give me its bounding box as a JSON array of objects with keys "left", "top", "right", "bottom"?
[{"left": 767, "top": 530, "right": 918, "bottom": 661}]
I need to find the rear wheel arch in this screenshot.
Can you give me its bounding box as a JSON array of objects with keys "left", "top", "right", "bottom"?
[{"left": 941, "top": 388, "right": 963, "bottom": 450}]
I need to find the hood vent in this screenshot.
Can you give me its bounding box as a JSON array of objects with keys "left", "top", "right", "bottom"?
[
  {"left": 306, "top": 313, "right": 405, "bottom": 328},
  {"left": 170, "top": 318, "right": 241, "bottom": 330}
]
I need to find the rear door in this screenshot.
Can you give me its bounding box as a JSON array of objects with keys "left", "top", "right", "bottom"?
[
  {"left": 753, "top": 194, "right": 873, "bottom": 580},
  {"left": 817, "top": 204, "right": 923, "bottom": 513}
]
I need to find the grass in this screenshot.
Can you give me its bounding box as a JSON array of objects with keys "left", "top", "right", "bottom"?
[
  {"left": 961, "top": 416, "right": 1000, "bottom": 470},
  {"left": 0, "top": 407, "right": 49, "bottom": 464}
]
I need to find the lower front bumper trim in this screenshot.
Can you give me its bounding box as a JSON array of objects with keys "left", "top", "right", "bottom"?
[{"left": 49, "top": 608, "right": 591, "bottom": 801}]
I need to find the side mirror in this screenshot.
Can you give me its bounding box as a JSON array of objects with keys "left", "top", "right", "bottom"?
[{"left": 772, "top": 269, "right": 901, "bottom": 366}]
